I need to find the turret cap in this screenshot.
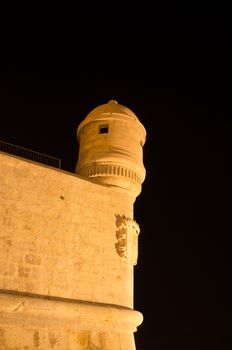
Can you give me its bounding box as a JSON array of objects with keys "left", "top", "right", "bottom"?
[
  {"left": 85, "top": 100, "right": 139, "bottom": 121},
  {"left": 77, "top": 100, "right": 145, "bottom": 140}
]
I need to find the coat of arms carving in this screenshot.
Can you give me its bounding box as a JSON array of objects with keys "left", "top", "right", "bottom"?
[{"left": 115, "top": 214, "right": 140, "bottom": 265}]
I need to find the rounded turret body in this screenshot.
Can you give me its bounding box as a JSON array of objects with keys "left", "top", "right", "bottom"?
[{"left": 75, "top": 100, "right": 146, "bottom": 197}]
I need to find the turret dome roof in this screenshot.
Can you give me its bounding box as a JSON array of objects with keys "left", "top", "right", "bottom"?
[
  {"left": 85, "top": 100, "right": 139, "bottom": 121},
  {"left": 77, "top": 100, "right": 146, "bottom": 141}
]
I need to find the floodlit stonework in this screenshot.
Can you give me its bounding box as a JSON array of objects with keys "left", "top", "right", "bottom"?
[{"left": 0, "top": 100, "right": 146, "bottom": 349}]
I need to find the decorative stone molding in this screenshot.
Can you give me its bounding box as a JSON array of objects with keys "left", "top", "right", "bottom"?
[
  {"left": 78, "top": 164, "right": 143, "bottom": 184},
  {"left": 115, "top": 215, "right": 140, "bottom": 265},
  {"left": 0, "top": 291, "right": 143, "bottom": 333}
]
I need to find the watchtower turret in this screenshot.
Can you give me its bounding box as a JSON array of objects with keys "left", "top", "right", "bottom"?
[{"left": 75, "top": 100, "right": 146, "bottom": 198}]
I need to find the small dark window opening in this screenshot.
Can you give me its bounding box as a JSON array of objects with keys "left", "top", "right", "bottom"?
[{"left": 99, "top": 125, "right": 109, "bottom": 134}]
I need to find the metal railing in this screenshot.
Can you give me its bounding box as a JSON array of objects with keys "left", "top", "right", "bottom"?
[{"left": 0, "top": 140, "right": 61, "bottom": 169}]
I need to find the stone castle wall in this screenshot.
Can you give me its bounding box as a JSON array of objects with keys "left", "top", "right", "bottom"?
[
  {"left": 0, "top": 152, "right": 143, "bottom": 349},
  {"left": 0, "top": 152, "right": 134, "bottom": 308}
]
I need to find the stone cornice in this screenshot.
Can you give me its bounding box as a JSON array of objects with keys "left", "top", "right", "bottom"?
[{"left": 0, "top": 291, "right": 143, "bottom": 334}]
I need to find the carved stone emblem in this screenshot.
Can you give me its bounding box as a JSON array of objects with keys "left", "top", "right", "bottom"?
[{"left": 115, "top": 215, "right": 140, "bottom": 265}]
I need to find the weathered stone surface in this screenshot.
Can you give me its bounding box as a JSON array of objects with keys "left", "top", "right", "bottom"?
[
  {"left": 0, "top": 101, "right": 146, "bottom": 349},
  {"left": 0, "top": 291, "right": 143, "bottom": 349},
  {"left": 0, "top": 152, "right": 134, "bottom": 307}
]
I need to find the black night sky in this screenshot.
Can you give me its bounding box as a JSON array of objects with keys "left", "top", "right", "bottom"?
[{"left": 0, "top": 4, "right": 231, "bottom": 350}]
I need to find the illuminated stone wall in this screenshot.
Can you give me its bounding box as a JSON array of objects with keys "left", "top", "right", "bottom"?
[
  {"left": 0, "top": 152, "right": 142, "bottom": 349},
  {"left": 0, "top": 152, "right": 135, "bottom": 307},
  {"left": 0, "top": 100, "right": 146, "bottom": 349}
]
